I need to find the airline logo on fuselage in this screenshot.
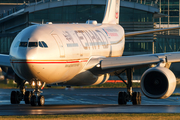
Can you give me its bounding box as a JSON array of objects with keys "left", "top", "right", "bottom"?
[
  {"left": 62, "top": 30, "right": 109, "bottom": 50},
  {"left": 102, "top": 29, "right": 119, "bottom": 37},
  {"left": 116, "top": 0, "right": 119, "bottom": 19},
  {"left": 116, "top": 12, "right": 119, "bottom": 19}
]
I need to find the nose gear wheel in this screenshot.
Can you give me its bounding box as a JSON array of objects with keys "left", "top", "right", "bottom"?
[{"left": 10, "top": 75, "right": 45, "bottom": 106}]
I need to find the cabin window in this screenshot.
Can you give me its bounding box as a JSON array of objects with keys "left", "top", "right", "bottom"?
[
  {"left": 19, "top": 42, "right": 28, "bottom": 47},
  {"left": 28, "top": 42, "right": 38, "bottom": 47}
]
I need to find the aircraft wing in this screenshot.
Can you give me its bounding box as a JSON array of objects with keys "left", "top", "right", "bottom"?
[
  {"left": 100, "top": 52, "right": 180, "bottom": 71},
  {"left": 0, "top": 54, "right": 11, "bottom": 67},
  {"left": 125, "top": 26, "right": 180, "bottom": 37}
]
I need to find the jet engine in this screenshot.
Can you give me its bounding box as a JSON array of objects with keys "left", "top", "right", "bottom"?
[
  {"left": 141, "top": 67, "right": 176, "bottom": 99},
  {"left": 0, "top": 67, "right": 15, "bottom": 79}
]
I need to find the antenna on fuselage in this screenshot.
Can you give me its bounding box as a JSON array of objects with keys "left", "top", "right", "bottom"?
[{"left": 42, "top": 19, "right": 44, "bottom": 24}]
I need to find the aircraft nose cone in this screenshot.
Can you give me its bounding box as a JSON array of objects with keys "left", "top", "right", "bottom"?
[
  {"left": 25, "top": 48, "right": 38, "bottom": 60},
  {"left": 11, "top": 48, "right": 38, "bottom": 81}
]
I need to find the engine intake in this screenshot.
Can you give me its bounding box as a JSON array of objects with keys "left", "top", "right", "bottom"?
[{"left": 141, "top": 67, "right": 176, "bottom": 99}]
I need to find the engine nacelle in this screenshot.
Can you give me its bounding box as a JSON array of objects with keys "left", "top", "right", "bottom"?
[
  {"left": 141, "top": 67, "right": 176, "bottom": 99},
  {"left": 92, "top": 73, "right": 110, "bottom": 85}
]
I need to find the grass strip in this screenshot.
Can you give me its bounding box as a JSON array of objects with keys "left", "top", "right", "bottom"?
[
  {"left": 0, "top": 80, "right": 140, "bottom": 89},
  {"left": 50, "top": 82, "right": 140, "bottom": 89},
  {"left": 1, "top": 113, "right": 180, "bottom": 120},
  {"left": 0, "top": 80, "right": 17, "bottom": 89},
  {"left": 1, "top": 79, "right": 180, "bottom": 89}
]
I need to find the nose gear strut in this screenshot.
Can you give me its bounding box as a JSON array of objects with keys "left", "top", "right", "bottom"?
[
  {"left": 30, "top": 80, "right": 45, "bottom": 106},
  {"left": 10, "top": 74, "right": 45, "bottom": 106}
]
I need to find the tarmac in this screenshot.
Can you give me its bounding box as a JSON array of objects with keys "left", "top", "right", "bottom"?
[{"left": 1, "top": 88, "right": 180, "bottom": 115}]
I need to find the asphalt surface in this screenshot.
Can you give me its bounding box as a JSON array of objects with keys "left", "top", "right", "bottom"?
[{"left": 1, "top": 88, "right": 180, "bottom": 115}]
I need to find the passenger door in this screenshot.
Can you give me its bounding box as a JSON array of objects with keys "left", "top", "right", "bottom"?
[{"left": 52, "top": 34, "right": 65, "bottom": 57}]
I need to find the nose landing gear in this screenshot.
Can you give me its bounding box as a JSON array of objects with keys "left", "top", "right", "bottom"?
[
  {"left": 31, "top": 95, "right": 45, "bottom": 106},
  {"left": 10, "top": 75, "right": 45, "bottom": 106},
  {"left": 30, "top": 80, "right": 45, "bottom": 106}
]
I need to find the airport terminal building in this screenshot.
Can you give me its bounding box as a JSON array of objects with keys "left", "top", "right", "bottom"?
[
  {"left": 1, "top": 0, "right": 180, "bottom": 79},
  {"left": 0, "top": 0, "right": 160, "bottom": 55}
]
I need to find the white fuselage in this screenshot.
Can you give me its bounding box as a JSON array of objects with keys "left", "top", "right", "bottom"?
[{"left": 9, "top": 23, "right": 125, "bottom": 86}]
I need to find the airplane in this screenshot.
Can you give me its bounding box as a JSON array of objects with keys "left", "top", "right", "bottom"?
[{"left": 1, "top": 0, "right": 180, "bottom": 106}]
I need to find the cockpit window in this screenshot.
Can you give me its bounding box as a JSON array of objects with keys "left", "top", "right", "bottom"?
[
  {"left": 39, "top": 41, "right": 48, "bottom": 48},
  {"left": 42, "top": 41, "right": 48, "bottom": 48},
  {"left": 28, "top": 42, "right": 38, "bottom": 47},
  {"left": 19, "top": 42, "right": 28, "bottom": 47},
  {"left": 39, "top": 41, "right": 43, "bottom": 48},
  {"left": 26, "top": 41, "right": 47, "bottom": 48}
]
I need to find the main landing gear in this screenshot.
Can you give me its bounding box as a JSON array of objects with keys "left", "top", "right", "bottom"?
[
  {"left": 29, "top": 80, "right": 45, "bottom": 106},
  {"left": 115, "top": 68, "right": 141, "bottom": 105},
  {"left": 10, "top": 75, "right": 45, "bottom": 106}
]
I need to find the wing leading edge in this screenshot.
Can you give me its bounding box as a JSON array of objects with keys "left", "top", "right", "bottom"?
[
  {"left": 125, "top": 26, "right": 180, "bottom": 37},
  {"left": 0, "top": 54, "right": 11, "bottom": 67},
  {"left": 100, "top": 52, "right": 180, "bottom": 70}
]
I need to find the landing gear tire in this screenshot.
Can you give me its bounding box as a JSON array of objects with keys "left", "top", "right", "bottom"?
[
  {"left": 24, "top": 91, "right": 32, "bottom": 104},
  {"left": 137, "top": 92, "right": 141, "bottom": 105},
  {"left": 118, "top": 92, "right": 127, "bottom": 105},
  {"left": 16, "top": 91, "right": 20, "bottom": 104},
  {"left": 38, "top": 95, "right": 45, "bottom": 106},
  {"left": 115, "top": 68, "right": 142, "bottom": 105},
  {"left": 11, "top": 91, "right": 17, "bottom": 104},
  {"left": 11, "top": 91, "right": 20, "bottom": 104},
  {"left": 132, "top": 92, "right": 141, "bottom": 105},
  {"left": 30, "top": 95, "right": 37, "bottom": 106}
]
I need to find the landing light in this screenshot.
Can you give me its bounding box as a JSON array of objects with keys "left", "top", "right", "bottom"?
[
  {"left": 31, "top": 81, "right": 42, "bottom": 87},
  {"left": 38, "top": 81, "right": 42, "bottom": 86},
  {"left": 96, "top": 64, "right": 101, "bottom": 68},
  {"left": 32, "top": 81, "right": 36, "bottom": 86}
]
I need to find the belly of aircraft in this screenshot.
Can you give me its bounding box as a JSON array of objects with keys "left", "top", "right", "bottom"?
[{"left": 11, "top": 61, "right": 86, "bottom": 84}]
